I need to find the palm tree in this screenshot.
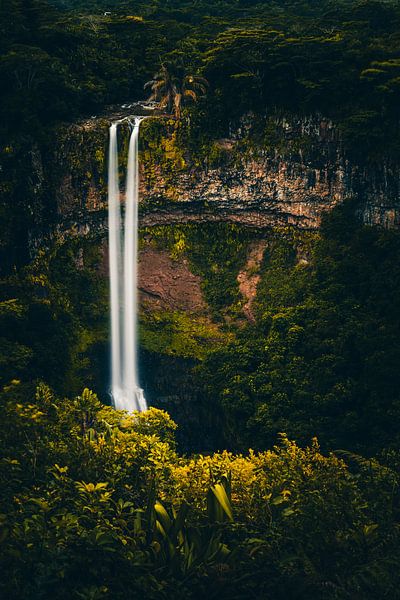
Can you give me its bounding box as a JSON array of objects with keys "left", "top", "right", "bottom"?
[
  {"left": 144, "top": 65, "right": 208, "bottom": 119},
  {"left": 180, "top": 74, "right": 208, "bottom": 117}
]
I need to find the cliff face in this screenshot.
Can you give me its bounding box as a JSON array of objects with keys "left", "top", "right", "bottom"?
[
  {"left": 29, "top": 109, "right": 400, "bottom": 345},
  {"left": 26, "top": 111, "right": 400, "bottom": 437},
  {"left": 138, "top": 246, "right": 207, "bottom": 314},
  {"left": 49, "top": 112, "right": 400, "bottom": 238}
]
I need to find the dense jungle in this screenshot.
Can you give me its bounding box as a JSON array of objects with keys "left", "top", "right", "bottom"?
[{"left": 1, "top": 0, "right": 400, "bottom": 598}]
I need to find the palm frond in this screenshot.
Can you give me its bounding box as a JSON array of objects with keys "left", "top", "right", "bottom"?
[
  {"left": 190, "top": 82, "right": 207, "bottom": 95},
  {"left": 194, "top": 76, "right": 209, "bottom": 86},
  {"left": 153, "top": 80, "right": 167, "bottom": 90},
  {"left": 183, "top": 89, "right": 197, "bottom": 101}
]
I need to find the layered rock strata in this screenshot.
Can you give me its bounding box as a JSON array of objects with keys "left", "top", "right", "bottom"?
[{"left": 50, "top": 112, "right": 400, "bottom": 234}]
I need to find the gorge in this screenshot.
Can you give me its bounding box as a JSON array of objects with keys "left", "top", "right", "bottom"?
[
  {"left": 27, "top": 108, "right": 398, "bottom": 451},
  {"left": 19, "top": 109, "right": 400, "bottom": 378}
]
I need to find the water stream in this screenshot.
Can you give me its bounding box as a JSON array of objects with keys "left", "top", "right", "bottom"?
[{"left": 108, "top": 118, "right": 147, "bottom": 412}]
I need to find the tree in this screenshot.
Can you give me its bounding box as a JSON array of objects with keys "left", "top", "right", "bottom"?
[{"left": 144, "top": 64, "right": 208, "bottom": 119}]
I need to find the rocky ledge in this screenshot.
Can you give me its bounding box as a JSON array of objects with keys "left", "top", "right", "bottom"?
[{"left": 43, "top": 110, "right": 400, "bottom": 240}]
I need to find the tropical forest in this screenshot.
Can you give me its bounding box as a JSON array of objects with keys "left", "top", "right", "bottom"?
[{"left": 1, "top": 0, "right": 400, "bottom": 598}]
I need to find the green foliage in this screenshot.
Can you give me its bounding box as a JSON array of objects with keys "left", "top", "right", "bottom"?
[
  {"left": 146, "top": 224, "right": 252, "bottom": 317},
  {"left": 126, "top": 406, "right": 178, "bottom": 446},
  {"left": 0, "top": 384, "right": 399, "bottom": 599},
  {"left": 141, "top": 310, "right": 231, "bottom": 360},
  {"left": 199, "top": 206, "right": 400, "bottom": 454},
  {"left": 3, "top": 0, "right": 400, "bottom": 270},
  {"left": 184, "top": 224, "right": 252, "bottom": 316},
  {"left": 0, "top": 238, "right": 109, "bottom": 396}
]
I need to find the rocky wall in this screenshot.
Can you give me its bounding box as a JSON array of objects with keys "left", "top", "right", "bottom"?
[{"left": 48, "top": 111, "right": 400, "bottom": 235}]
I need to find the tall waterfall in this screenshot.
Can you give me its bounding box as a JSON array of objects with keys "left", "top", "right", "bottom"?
[
  {"left": 108, "top": 118, "right": 147, "bottom": 412},
  {"left": 108, "top": 123, "right": 122, "bottom": 400}
]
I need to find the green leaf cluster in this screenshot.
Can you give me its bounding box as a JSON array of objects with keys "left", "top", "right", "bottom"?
[{"left": 0, "top": 384, "right": 399, "bottom": 599}]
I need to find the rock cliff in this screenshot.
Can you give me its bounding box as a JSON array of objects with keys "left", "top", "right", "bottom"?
[
  {"left": 49, "top": 111, "right": 400, "bottom": 240},
  {"left": 23, "top": 109, "right": 400, "bottom": 436}
]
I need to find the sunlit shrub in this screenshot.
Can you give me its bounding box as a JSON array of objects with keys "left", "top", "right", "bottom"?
[{"left": 0, "top": 385, "right": 399, "bottom": 599}]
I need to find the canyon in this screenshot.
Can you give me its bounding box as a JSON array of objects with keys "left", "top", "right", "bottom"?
[
  {"left": 6, "top": 110, "right": 400, "bottom": 447},
  {"left": 36, "top": 110, "right": 399, "bottom": 320}
]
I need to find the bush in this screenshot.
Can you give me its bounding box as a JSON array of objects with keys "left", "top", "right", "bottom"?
[{"left": 0, "top": 383, "right": 399, "bottom": 599}]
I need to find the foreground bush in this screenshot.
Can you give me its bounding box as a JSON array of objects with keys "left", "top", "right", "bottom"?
[{"left": 0, "top": 383, "right": 399, "bottom": 599}]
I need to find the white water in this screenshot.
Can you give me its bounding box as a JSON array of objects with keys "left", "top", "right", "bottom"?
[
  {"left": 108, "top": 123, "right": 122, "bottom": 400},
  {"left": 108, "top": 118, "right": 147, "bottom": 412}
]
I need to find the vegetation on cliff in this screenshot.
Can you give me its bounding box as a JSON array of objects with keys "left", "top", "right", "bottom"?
[
  {"left": 5, "top": 0, "right": 397, "bottom": 155},
  {"left": 199, "top": 205, "right": 400, "bottom": 454},
  {"left": 3, "top": 207, "right": 400, "bottom": 458},
  {"left": 2, "top": 0, "right": 400, "bottom": 270}
]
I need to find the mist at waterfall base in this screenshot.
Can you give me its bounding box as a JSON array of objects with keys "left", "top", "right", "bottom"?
[{"left": 108, "top": 118, "right": 147, "bottom": 413}]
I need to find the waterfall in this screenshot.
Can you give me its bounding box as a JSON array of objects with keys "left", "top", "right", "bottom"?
[
  {"left": 108, "top": 118, "right": 147, "bottom": 412},
  {"left": 108, "top": 123, "right": 122, "bottom": 403},
  {"left": 123, "top": 119, "right": 147, "bottom": 412}
]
